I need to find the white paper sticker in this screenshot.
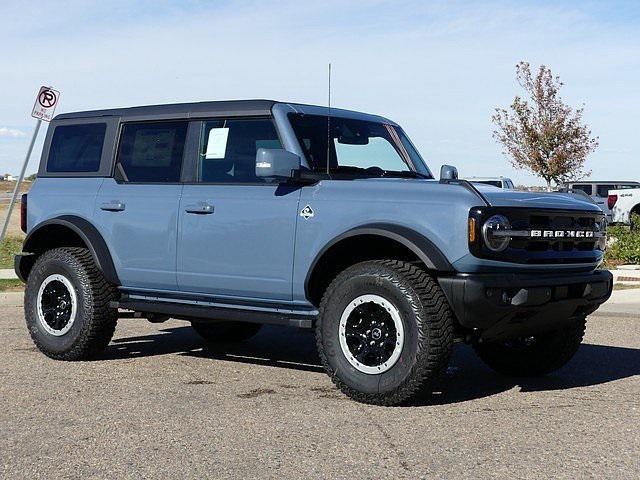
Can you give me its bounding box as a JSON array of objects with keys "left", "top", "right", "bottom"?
[{"left": 205, "top": 128, "right": 229, "bottom": 159}]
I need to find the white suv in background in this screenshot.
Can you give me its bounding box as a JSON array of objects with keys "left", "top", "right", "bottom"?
[
  {"left": 565, "top": 181, "right": 640, "bottom": 221},
  {"left": 466, "top": 176, "right": 515, "bottom": 189}
]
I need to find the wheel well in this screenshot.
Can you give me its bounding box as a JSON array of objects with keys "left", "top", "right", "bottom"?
[
  {"left": 18, "top": 224, "right": 88, "bottom": 281},
  {"left": 24, "top": 224, "right": 88, "bottom": 253},
  {"left": 306, "top": 234, "right": 425, "bottom": 307},
  {"left": 19, "top": 220, "right": 119, "bottom": 285}
]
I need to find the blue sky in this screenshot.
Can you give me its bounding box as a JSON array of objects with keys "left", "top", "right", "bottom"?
[{"left": 1, "top": 0, "right": 638, "bottom": 185}]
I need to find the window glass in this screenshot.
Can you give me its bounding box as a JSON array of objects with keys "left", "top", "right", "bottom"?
[
  {"left": 334, "top": 136, "right": 404, "bottom": 170},
  {"left": 615, "top": 184, "right": 640, "bottom": 190},
  {"left": 571, "top": 184, "right": 593, "bottom": 195},
  {"left": 596, "top": 184, "right": 615, "bottom": 198},
  {"left": 47, "top": 123, "right": 106, "bottom": 172},
  {"left": 288, "top": 113, "right": 430, "bottom": 176},
  {"left": 475, "top": 180, "right": 502, "bottom": 188},
  {"left": 198, "top": 118, "right": 282, "bottom": 183},
  {"left": 117, "top": 122, "right": 188, "bottom": 182}
]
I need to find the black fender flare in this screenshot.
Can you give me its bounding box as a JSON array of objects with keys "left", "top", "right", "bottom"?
[
  {"left": 21, "top": 215, "right": 120, "bottom": 285},
  {"left": 304, "top": 222, "right": 453, "bottom": 297}
]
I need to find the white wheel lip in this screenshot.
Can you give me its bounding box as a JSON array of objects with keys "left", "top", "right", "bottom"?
[
  {"left": 36, "top": 274, "right": 77, "bottom": 337},
  {"left": 338, "top": 294, "right": 405, "bottom": 375}
]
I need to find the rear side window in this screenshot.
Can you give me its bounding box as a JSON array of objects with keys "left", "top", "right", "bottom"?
[
  {"left": 117, "top": 122, "right": 188, "bottom": 182},
  {"left": 47, "top": 123, "right": 106, "bottom": 172}
]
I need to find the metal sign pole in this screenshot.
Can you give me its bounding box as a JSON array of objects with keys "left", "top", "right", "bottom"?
[{"left": 0, "top": 119, "right": 42, "bottom": 244}]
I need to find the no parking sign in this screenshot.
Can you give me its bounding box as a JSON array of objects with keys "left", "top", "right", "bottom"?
[{"left": 31, "top": 86, "right": 60, "bottom": 122}]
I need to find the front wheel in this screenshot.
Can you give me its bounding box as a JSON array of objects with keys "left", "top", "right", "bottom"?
[
  {"left": 473, "top": 317, "right": 587, "bottom": 377},
  {"left": 316, "top": 260, "right": 454, "bottom": 406}
]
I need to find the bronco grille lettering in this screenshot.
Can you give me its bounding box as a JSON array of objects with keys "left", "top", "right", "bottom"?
[{"left": 530, "top": 230, "right": 594, "bottom": 238}]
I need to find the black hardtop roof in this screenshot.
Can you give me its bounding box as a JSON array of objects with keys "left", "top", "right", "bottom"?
[
  {"left": 54, "top": 99, "right": 278, "bottom": 120},
  {"left": 52, "top": 99, "right": 396, "bottom": 125}
]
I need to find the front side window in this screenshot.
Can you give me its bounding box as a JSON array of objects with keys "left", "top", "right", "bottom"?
[
  {"left": 47, "top": 123, "right": 106, "bottom": 173},
  {"left": 117, "top": 121, "right": 188, "bottom": 182},
  {"left": 288, "top": 113, "right": 431, "bottom": 178},
  {"left": 198, "top": 118, "right": 282, "bottom": 183}
]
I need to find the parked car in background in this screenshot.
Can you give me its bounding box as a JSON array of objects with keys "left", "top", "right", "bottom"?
[
  {"left": 565, "top": 181, "right": 640, "bottom": 221},
  {"left": 465, "top": 176, "right": 515, "bottom": 189},
  {"left": 608, "top": 187, "right": 640, "bottom": 225}
]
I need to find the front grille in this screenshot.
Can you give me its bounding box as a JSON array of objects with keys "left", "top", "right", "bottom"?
[
  {"left": 469, "top": 207, "right": 605, "bottom": 266},
  {"left": 509, "top": 212, "right": 598, "bottom": 256}
]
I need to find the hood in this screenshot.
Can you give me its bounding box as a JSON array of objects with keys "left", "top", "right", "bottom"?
[{"left": 472, "top": 184, "right": 602, "bottom": 212}]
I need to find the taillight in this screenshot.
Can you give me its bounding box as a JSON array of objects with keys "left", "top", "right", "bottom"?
[
  {"left": 20, "top": 193, "right": 27, "bottom": 233},
  {"left": 607, "top": 194, "right": 618, "bottom": 210}
]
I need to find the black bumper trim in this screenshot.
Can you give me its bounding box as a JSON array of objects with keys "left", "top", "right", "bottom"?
[{"left": 438, "top": 270, "right": 613, "bottom": 341}]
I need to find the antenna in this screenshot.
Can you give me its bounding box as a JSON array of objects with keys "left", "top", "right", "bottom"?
[{"left": 326, "top": 62, "right": 331, "bottom": 176}]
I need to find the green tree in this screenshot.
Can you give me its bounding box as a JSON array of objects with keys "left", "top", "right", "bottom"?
[{"left": 492, "top": 62, "right": 598, "bottom": 191}]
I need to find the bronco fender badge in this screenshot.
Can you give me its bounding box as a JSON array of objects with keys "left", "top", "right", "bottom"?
[{"left": 300, "top": 205, "right": 314, "bottom": 219}]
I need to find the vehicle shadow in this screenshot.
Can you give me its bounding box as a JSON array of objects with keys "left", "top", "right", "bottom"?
[
  {"left": 412, "top": 341, "right": 640, "bottom": 406},
  {"left": 103, "top": 324, "right": 640, "bottom": 405},
  {"left": 103, "top": 324, "right": 324, "bottom": 373}
]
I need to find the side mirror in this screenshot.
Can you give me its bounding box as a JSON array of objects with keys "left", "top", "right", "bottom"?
[
  {"left": 255, "top": 148, "right": 301, "bottom": 179},
  {"left": 440, "top": 164, "right": 458, "bottom": 181}
]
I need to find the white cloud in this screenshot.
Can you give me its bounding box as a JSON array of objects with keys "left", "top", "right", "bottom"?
[{"left": 0, "top": 127, "right": 27, "bottom": 138}]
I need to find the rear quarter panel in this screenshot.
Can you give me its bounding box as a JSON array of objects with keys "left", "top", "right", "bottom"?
[
  {"left": 27, "top": 177, "right": 104, "bottom": 233},
  {"left": 610, "top": 189, "right": 640, "bottom": 224}
]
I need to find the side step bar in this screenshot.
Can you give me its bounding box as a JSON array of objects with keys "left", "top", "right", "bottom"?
[{"left": 111, "top": 294, "right": 317, "bottom": 329}]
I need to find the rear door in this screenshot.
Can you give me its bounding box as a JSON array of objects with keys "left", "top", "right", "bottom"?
[
  {"left": 177, "top": 117, "right": 300, "bottom": 301},
  {"left": 94, "top": 120, "right": 188, "bottom": 291}
]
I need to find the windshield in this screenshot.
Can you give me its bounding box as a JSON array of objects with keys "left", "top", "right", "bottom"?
[{"left": 288, "top": 113, "right": 432, "bottom": 178}]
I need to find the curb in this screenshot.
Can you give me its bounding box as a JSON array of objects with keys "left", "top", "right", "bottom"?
[
  {"left": 610, "top": 268, "right": 640, "bottom": 285},
  {"left": 0, "top": 269, "right": 18, "bottom": 280}
]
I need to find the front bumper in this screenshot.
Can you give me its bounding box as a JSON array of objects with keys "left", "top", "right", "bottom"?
[{"left": 438, "top": 269, "right": 613, "bottom": 341}]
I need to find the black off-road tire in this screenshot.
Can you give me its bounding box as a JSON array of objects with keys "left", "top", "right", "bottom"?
[
  {"left": 24, "top": 247, "right": 118, "bottom": 360},
  {"left": 191, "top": 321, "right": 262, "bottom": 343},
  {"left": 316, "top": 260, "right": 455, "bottom": 406},
  {"left": 473, "top": 317, "right": 587, "bottom": 377}
]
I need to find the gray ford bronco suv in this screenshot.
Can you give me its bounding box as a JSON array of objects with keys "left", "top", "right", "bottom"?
[{"left": 16, "top": 100, "right": 612, "bottom": 405}]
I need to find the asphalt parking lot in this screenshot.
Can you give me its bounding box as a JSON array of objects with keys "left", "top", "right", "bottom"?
[{"left": 1, "top": 299, "right": 639, "bottom": 479}]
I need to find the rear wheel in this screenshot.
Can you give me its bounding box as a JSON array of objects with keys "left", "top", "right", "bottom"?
[
  {"left": 24, "top": 247, "right": 118, "bottom": 360},
  {"left": 316, "top": 260, "right": 454, "bottom": 406},
  {"left": 473, "top": 317, "right": 586, "bottom": 376},
  {"left": 191, "top": 321, "right": 262, "bottom": 343}
]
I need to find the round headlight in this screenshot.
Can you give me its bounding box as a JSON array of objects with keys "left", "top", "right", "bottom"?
[{"left": 482, "top": 215, "right": 511, "bottom": 252}]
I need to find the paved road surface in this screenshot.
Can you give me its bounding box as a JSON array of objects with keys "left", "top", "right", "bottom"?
[{"left": 1, "top": 304, "right": 638, "bottom": 479}]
